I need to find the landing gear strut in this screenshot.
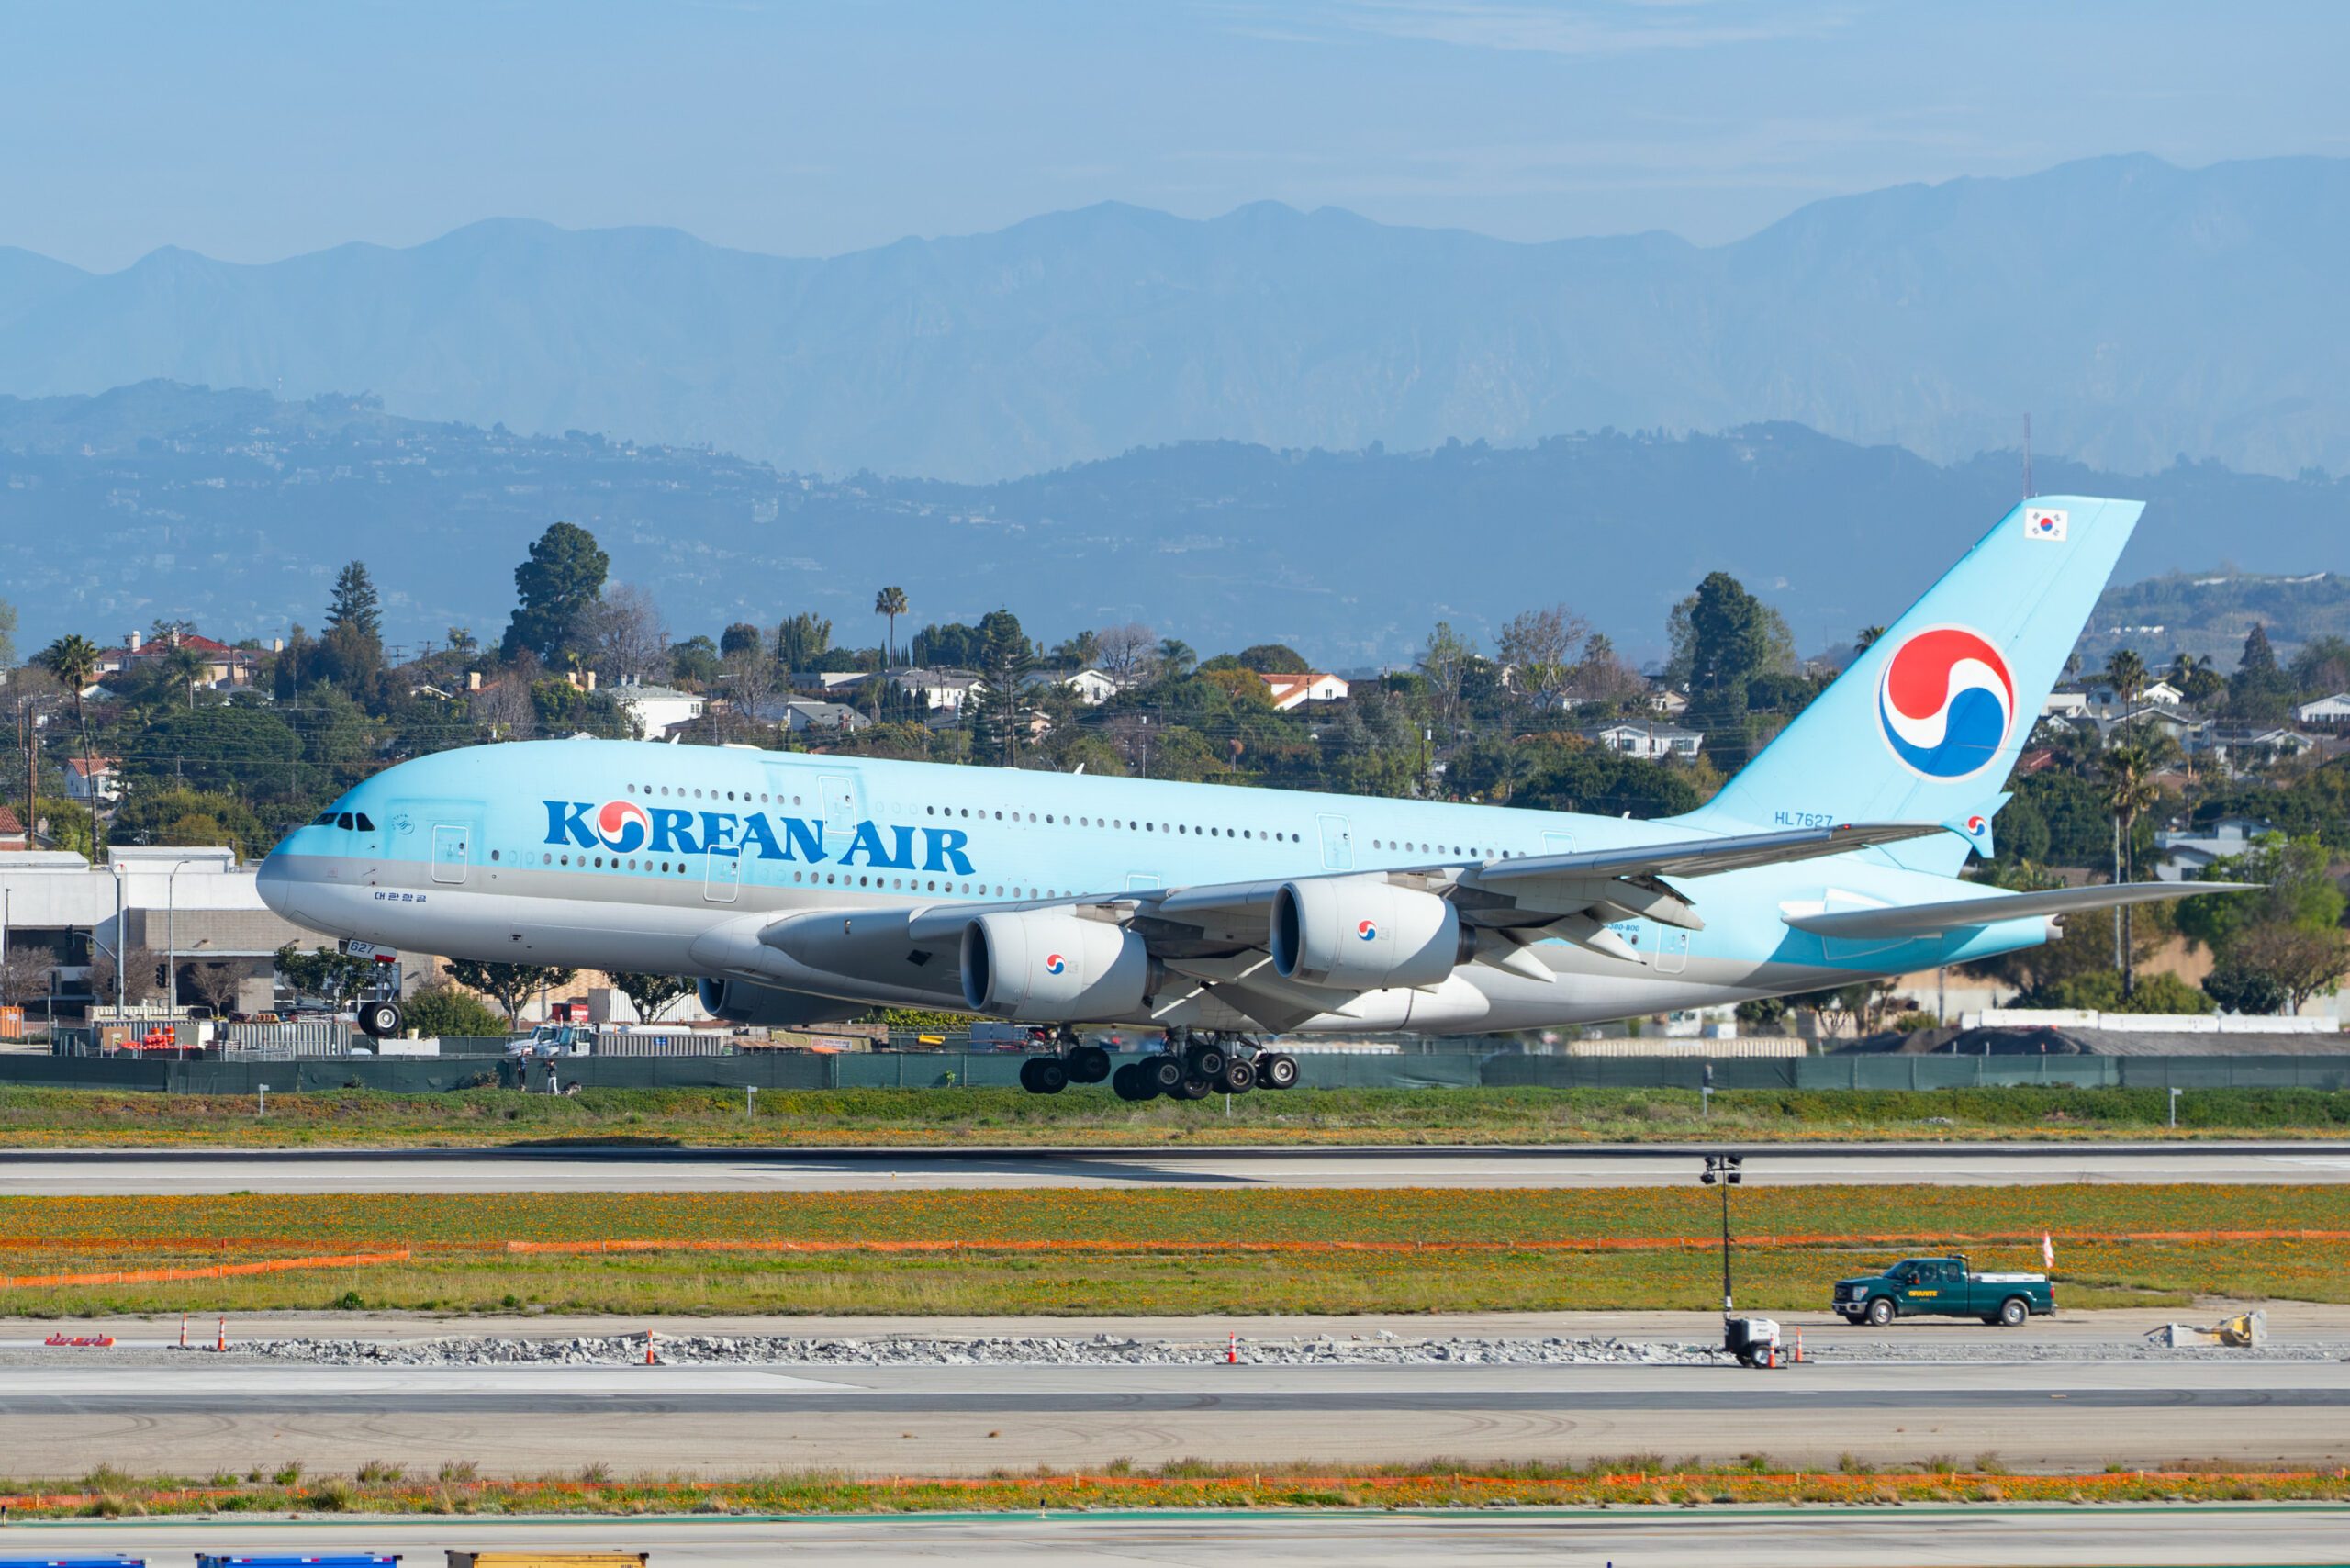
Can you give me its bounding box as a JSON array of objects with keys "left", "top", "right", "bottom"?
[{"left": 1016, "top": 1027, "right": 1305, "bottom": 1100}]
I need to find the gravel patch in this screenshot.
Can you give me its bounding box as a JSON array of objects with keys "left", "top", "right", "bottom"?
[{"left": 190, "top": 1331, "right": 2350, "bottom": 1368}]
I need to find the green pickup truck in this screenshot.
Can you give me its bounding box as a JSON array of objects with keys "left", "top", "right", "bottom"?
[{"left": 1832, "top": 1255, "right": 2054, "bottom": 1327}]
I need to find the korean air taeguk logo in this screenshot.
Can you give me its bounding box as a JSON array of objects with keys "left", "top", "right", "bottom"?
[
  {"left": 592, "top": 799, "right": 652, "bottom": 853},
  {"left": 1044, "top": 953, "right": 1067, "bottom": 976},
  {"left": 1876, "top": 626, "right": 2016, "bottom": 781},
  {"left": 1356, "top": 919, "right": 1379, "bottom": 941}
]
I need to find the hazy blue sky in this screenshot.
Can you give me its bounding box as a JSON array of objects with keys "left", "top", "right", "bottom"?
[{"left": 4, "top": 0, "right": 2343, "bottom": 271}]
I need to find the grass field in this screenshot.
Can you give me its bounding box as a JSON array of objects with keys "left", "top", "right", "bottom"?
[
  {"left": 5, "top": 1082, "right": 2349, "bottom": 1148},
  {"left": 4, "top": 1459, "right": 2345, "bottom": 1518},
  {"left": 3, "top": 1184, "right": 2341, "bottom": 1316}
]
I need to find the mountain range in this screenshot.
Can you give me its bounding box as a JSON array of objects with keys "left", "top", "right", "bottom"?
[
  {"left": 2, "top": 383, "right": 2343, "bottom": 668},
  {"left": 2, "top": 155, "right": 2346, "bottom": 482}
]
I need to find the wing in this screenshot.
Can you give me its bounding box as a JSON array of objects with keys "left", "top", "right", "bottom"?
[{"left": 1782, "top": 880, "right": 2261, "bottom": 941}]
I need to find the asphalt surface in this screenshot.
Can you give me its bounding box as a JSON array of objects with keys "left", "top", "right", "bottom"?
[
  {"left": 6, "top": 1140, "right": 2350, "bottom": 1191},
  {"left": 2, "top": 1509, "right": 2348, "bottom": 1568},
  {"left": 5, "top": 1350, "right": 2345, "bottom": 1473}
]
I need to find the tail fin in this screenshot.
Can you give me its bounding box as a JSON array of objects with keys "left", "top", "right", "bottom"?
[{"left": 1680, "top": 495, "right": 2142, "bottom": 860}]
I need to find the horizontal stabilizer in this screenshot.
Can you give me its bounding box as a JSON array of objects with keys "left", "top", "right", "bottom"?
[
  {"left": 1476, "top": 822, "right": 1948, "bottom": 886},
  {"left": 1783, "top": 881, "right": 2260, "bottom": 941}
]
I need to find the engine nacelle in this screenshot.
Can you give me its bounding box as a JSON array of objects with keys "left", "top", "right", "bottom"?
[
  {"left": 960, "top": 910, "right": 1148, "bottom": 1020},
  {"left": 697, "top": 977, "right": 869, "bottom": 1028},
  {"left": 1271, "top": 875, "right": 1463, "bottom": 990}
]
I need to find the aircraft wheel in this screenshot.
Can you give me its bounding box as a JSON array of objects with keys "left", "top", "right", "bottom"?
[
  {"left": 1067, "top": 1044, "right": 1112, "bottom": 1083},
  {"left": 1031, "top": 1056, "right": 1069, "bottom": 1094},
  {"left": 1112, "top": 1061, "right": 1154, "bottom": 1102},
  {"left": 1258, "top": 1052, "right": 1300, "bottom": 1090},
  {"left": 1171, "top": 1073, "right": 1215, "bottom": 1102},
  {"left": 1215, "top": 1057, "right": 1256, "bottom": 1093},
  {"left": 1183, "top": 1041, "right": 1226, "bottom": 1081},
  {"left": 1018, "top": 1057, "right": 1046, "bottom": 1093},
  {"left": 358, "top": 1000, "right": 404, "bottom": 1039},
  {"left": 1140, "top": 1054, "right": 1187, "bottom": 1095}
]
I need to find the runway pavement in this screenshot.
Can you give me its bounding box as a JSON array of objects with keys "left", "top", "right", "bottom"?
[
  {"left": 5, "top": 1351, "right": 2345, "bottom": 1473},
  {"left": 6, "top": 1139, "right": 2349, "bottom": 1192},
  {"left": 3, "top": 1508, "right": 2348, "bottom": 1568}
]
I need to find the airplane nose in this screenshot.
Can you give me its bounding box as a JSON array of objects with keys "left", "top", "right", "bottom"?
[{"left": 256, "top": 846, "right": 305, "bottom": 923}]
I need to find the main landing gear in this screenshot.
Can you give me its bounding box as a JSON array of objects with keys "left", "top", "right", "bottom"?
[
  {"left": 1017, "top": 1027, "right": 1111, "bottom": 1096},
  {"left": 1109, "top": 1029, "right": 1298, "bottom": 1103}
]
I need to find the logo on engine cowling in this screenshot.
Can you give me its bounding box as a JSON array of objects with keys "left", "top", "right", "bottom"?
[
  {"left": 1044, "top": 952, "right": 1067, "bottom": 975},
  {"left": 1357, "top": 919, "right": 1378, "bottom": 941}
]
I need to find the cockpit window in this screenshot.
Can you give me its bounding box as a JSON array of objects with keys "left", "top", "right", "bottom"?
[
  {"left": 337, "top": 813, "right": 356, "bottom": 830},
  {"left": 353, "top": 812, "right": 376, "bottom": 832},
  {"left": 312, "top": 812, "right": 338, "bottom": 826}
]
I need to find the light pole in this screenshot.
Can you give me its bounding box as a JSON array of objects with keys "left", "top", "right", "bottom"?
[
  {"left": 745, "top": 1084, "right": 758, "bottom": 1120},
  {"left": 2169, "top": 1086, "right": 2182, "bottom": 1129},
  {"left": 257, "top": 1082, "right": 270, "bottom": 1118},
  {"left": 1699, "top": 1153, "right": 1744, "bottom": 1316}
]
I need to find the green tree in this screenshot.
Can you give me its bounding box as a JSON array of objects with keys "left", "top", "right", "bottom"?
[
  {"left": 968, "top": 610, "right": 1035, "bottom": 767},
  {"left": 326, "top": 560, "right": 384, "bottom": 642},
  {"left": 2179, "top": 832, "right": 2345, "bottom": 957},
  {"left": 873, "top": 586, "right": 909, "bottom": 667},
  {"left": 1852, "top": 625, "right": 1886, "bottom": 655},
  {"left": 400, "top": 980, "right": 509, "bottom": 1039},
  {"left": 776, "top": 613, "right": 831, "bottom": 671},
  {"left": 2203, "top": 959, "right": 2290, "bottom": 1016},
  {"left": 2227, "top": 622, "right": 2294, "bottom": 720},
  {"left": 444, "top": 959, "right": 579, "bottom": 1025},
  {"left": 129, "top": 705, "right": 304, "bottom": 796},
  {"left": 1667, "top": 572, "right": 1787, "bottom": 767},
  {"left": 719, "top": 622, "right": 763, "bottom": 657},
  {"left": 110, "top": 788, "right": 274, "bottom": 860},
  {"left": 274, "top": 944, "right": 376, "bottom": 1007},
  {"left": 669, "top": 634, "right": 722, "bottom": 688},
  {"left": 502, "top": 521, "right": 610, "bottom": 664},
  {"left": 2103, "top": 647, "right": 2147, "bottom": 707},
  {"left": 157, "top": 641, "right": 211, "bottom": 710},
  {"left": 2221, "top": 922, "right": 2349, "bottom": 1014},
  {"left": 2098, "top": 744, "right": 2163, "bottom": 994},
  {"left": 0, "top": 597, "right": 15, "bottom": 668},
  {"left": 39, "top": 633, "right": 101, "bottom": 728},
  {"left": 1235, "top": 643, "right": 1311, "bottom": 674},
  {"left": 610, "top": 972, "right": 692, "bottom": 1023}
]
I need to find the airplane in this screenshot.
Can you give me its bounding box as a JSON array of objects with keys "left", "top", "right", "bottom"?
[{"left": 259, "top": 494, "right": 2249, "bottom": 1100}]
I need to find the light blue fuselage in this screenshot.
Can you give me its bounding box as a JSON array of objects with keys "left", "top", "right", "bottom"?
[{"left": 258, "top": 737, "right": 2043, "bottom": 1032}]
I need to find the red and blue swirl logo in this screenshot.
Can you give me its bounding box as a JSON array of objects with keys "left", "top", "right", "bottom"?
[
  {"left": 594, "top": 799, "right": 652, "bottom": 854},
  {"left": 1044, "top": 952, "right": 1067, "bottom": 976},
  {"left": 1964, "top": 813, "right": 1989, "bottom": 837},
  {"left": 1877, "top": 627, "right": 2015, "bottom": 781},
  {"left": 1357, "top": 919, "right": 1379, "bottom": 941}
]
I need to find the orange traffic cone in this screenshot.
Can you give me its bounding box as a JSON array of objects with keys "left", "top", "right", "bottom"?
[
  {"left": 644, "top": 1330, "right": 657, "bottom": 1366},
  {"left": 1225, "top": 1332, "right": 1237, "bottom": 1365},
  {"left": 216, "top": 1316, "right": 226, "bottom": 1352},
  {"left": 179, "top": 1314, "right": 188, "bottom": 1349}
]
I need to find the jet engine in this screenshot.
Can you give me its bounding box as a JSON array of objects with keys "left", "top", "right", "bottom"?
[
  {"left": 959, "top": 909, "right": 1148, "bottom": 1020},
  {"left": 696, "top": 977, "right": 870, "bottom": 1027},
  {"left": 1270, "top": 875, "right": 1464, "bottom": 991}
]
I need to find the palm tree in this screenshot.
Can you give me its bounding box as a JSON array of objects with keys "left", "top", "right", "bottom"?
[
  {"left": 1853, "top": 625, "right": 1886, "bottom": 655},
  {"left": 39, "top": 634, "right": 105, "bottom": 837},
  {"left": 39, "top": 634, "right": 100, "bottom": 729},
  {"left": 873, "top": 587, "right": 908, "bottom": 670},
  {"left": 159, "top": 643, "right": 210, "bottom": 710},
  {"left": 2098, "top": 743, "right": 2163, "bottom": 995},
  {"left": 2103, "top": 648, "right": 2147, "bottom": 711}
]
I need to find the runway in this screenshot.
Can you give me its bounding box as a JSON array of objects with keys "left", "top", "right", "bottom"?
[
  {"left": 3, "top": 1507, "right": 2348, "bottom": 1568},
  {"left": 6, "top": 1139, "right": 2349, "bottom": 1192},
  {"left": 6, "top": 1353, "right": 2346, "bottom": 1473}
]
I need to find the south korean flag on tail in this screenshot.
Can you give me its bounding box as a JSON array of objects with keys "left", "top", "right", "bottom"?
[{"left": 2024, "top": 506, "right": 2069, "bottom": 542}]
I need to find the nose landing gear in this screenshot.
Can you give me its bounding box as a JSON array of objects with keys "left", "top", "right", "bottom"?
[{"left": 357, "top": 999, "right": 406, "bottom": 1039}]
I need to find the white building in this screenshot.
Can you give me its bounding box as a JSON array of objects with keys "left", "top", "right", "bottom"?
[
  {"left": 889, "top": 668, "right": 983, "bottom": 712},
  {"left": 1260, "top": 672, "right": 1350, "bottom": 711},
  {"left": 751, "top": 697, "right": 872, "bottom": 734},
  {"left": 2153, "top": 816, "right": 2275, "bottom": 882},
  {"left": 610, "top": 678, "right": 706, "bottom": 740},
  {"left": 0, "top": 846, "right": 347, "bottom": 1015},
  {"left": 1588, "top": 722, "right": 1704, "bottom": 760},
  {"left": 2297, "top": 692, "right": 2350, "bottom": 726},
  {"left": 1054, "top": 668, "right": 1122, "bottom": 706}
]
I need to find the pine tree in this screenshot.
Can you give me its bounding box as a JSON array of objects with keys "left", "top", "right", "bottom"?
[
  {"left": 326, "top": 561, "right": 383, "bottom": 641},
  {"left": 502, "top": 522, "right": 610, "bottom": 664}
]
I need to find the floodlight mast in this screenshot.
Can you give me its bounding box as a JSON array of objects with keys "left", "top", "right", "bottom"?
[{"left": 1699, "top": 1153, "right": 1743, "bottom": 1316}]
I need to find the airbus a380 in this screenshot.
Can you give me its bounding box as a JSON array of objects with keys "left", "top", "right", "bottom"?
[{"left": 260, "top": 496, "right": 2247, "bottom": 1100}]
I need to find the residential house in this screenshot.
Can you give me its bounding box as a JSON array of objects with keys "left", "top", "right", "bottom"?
[
  {"left": 1050, "top": 668, "right": 1122, "bottom": 706},
  {"left": 0, "top": 807, "right": 27, "bottom": 851},
  {"left": 1260, "top": 672, "right": 1350, "bottom": 711},
  {"left": 59, "top": 756, "right": 121, "bottom": 805},
  {"left": 1587, "top": 722, "right": 1704, "bottom": 761},
  {"left": 789, "top": 671, "right": 869, "bottom": 697},
  {"left": 2153, "top": 816, "right": 2276, "bottom": 882},
  {"left": 1645, "top": 688, "right": 1690, "bottom": 719},
  {"left": 2087, "top": 678, "right": 2187, "bottom": 714},
  {"left": 752, "top": 697, "right": 872, "bottom": 734},
  {"left": 2296, "top": 692, "right": 2350, "bottom": 726},
  {"left": 890, "top": 668, "right": 983, "bottom": 712},
  {"left": 95, "top": 628, "right": 263, "bottom": 692},
  {"left": 2041, "top": 689, "right": 2093, "bottom": 720},
  {"left": 610, "top": 678, "right": 706, "bottom": 741},
  {"left": 2098, "top": 705, "right": 2207, "bottom": 748},
  {"left": 2206, "top": 724, "right": 2319, "bottom": 770}
]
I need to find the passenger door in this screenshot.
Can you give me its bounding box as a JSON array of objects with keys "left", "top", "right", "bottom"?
[
  {"left": 431, "top": 823, "right": 473, "bottom": 885},
  {"left": 1316, "top": 813, "right": 1354, "bottom": 871}
]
